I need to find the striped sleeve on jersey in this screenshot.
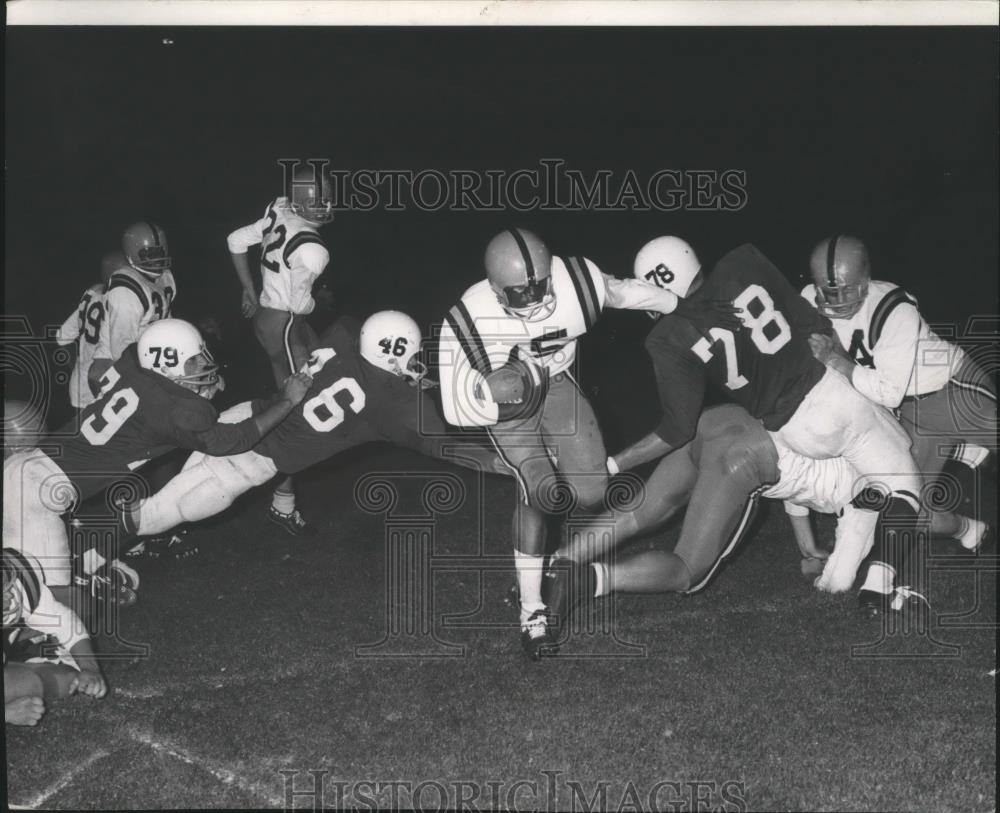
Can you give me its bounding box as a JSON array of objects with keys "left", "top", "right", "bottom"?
[
  {"left": 282, "top": 232, "right": 326, "bottom": 266},
  {"left": 869, "top": 288, "right": 917, "bottom": 348},
  {"left": 108, "top": 273, "right": 150, "bottom": 312},
  {"left": 444, "top": 301, "right": 491, "bottom": 376},
  {"left": 2, "top": 549, "right": 42, "bottom": 614},
  {"left": 563, "top": 256, "right": 601, "bottom": 331}
]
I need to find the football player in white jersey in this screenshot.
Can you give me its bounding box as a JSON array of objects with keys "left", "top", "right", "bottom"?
[
  {"left": 227, "top": 163, "right": 334, "bottom": 536},
  {"left": 88, "top": 222, "right": 177, "bottom": 394},
  {"left": 802, "top": 235, "right": 995, "bottom": 555},
  {"left": 56, "top": 250, "right": 130, "bottom": 410},
  {"left": 438, "top": 228, "right": 739, "bottom": 658}
]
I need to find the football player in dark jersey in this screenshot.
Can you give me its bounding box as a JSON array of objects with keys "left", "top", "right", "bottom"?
[
  {"left": 122, "top": 312, "right": 506, "bottom": 540},
  {"left": 614, "top": 237, "right": 928, "bottom": 615},
  {"left": 3, "top": 319, "right": 312, "bottom": 608}
]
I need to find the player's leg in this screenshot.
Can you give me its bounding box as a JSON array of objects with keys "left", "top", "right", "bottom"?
[
  {"left": 254, "top": 309, "right": 319, "bottom": 536},
  {"left": 3, "top": 451, "right": 76, "bottom": 602},
  {"left": 899, "top": 373, "right": 996, "bottom": 550},
  {"left": 130, "top": 448, "right": 278, "bottom": 536},
  {"left": 487, "top": 412, "right": 559, "bottom": 659},
  {"left": 543, "top": 373, "right": 608, "bottom": 510},
  {"left": 776, "top": 370, "right": 926, "bottom": 613}
]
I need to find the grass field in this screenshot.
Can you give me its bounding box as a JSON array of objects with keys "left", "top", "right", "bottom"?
[{"left": 4, "top": 446, "right": 996, "bottom": 811}]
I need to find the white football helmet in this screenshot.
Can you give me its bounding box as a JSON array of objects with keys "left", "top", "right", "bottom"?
[
  {"left": 360, "top": 310, "right": 426, "bottom": 383},
  {"left": 485, "top": 228, "right": 556, "bottom": 323},
  {"left": 809, "top": 235, "right": 870, "bottom": 319},
  {"left": 633, "top": 236, "right": 701, "bottom": 298},
  {"left": 137, "top": 319, "right": 219, "bottom": 391}
]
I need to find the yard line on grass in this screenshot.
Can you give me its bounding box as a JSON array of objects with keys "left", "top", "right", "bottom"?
[
  {"left": 128, "top": 727, "right": 285, "bottom": 807},
  {"left": 18, "top": 749, "right": 111, "bottom": 809}
]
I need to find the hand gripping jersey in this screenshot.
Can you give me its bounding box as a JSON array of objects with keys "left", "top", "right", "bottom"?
[
  {"left": 46, "top": 345, "right": 258, "bottom": 502},
  {"left": 644, "top": 243, "right": 831, "bottom": 447},
  {"left": 56, "top": 283, "right": 107, "bottom": 409},
  {"left": 227, "top": 197, "right": 330, "bottom": 314},
  {"left": 439, "top": 256, "right": 676, "bottom": 427},
  {"left": 98, "top": 266, "right": 176, "bottom": 362},
  {"left": 801, "top": 279, "right": 964, "bottom": 408}
]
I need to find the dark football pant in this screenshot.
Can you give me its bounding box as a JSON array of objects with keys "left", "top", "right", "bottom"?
[
  {"left": 488, "top": 372, "right": 608, "bottom": 556},
  {"left": 897, "top": 354, "right": 997, "bottom": 482},
  {"left": 563, "top": 405, "right": 779, "bottom": 593}
]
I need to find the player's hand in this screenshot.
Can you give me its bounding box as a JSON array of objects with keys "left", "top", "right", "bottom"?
[
  {"left": 281, "top": 371, "right": 313, "bottom": 404},
  {"left": 674, "top": 297, "right": 743, "bottom": 332},
  {"left": 5, "top": 696, "right": 45, "bottom": 726},
  {"left": 71, "top": 670, "right": 108, "bottom": 699},
  {"left": 240, "top": 290, "right": 259, "bottom": 319},
  {"left": 808, "top": 332, "right": 848, "bottom": 363}
]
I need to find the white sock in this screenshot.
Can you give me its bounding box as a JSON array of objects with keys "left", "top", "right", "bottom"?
[
  {"left": 860, "top": 561, "right": 895, "bottom": 594},
  {"left": 514, "top": 549, "right": 545, "bottom": 624},
  {"left": 81, "top": 548, "right": 107, "bottom": 576},
  {"left": 593, "top": 563, "right": 608, "bottom": 598},
  {"left": 271, "top": 490, "right": 296, "bottom": 514},
  {"left": 958, "top": 517, "right": 986, "bottom": 550},
  {"left": 953, "top": 442, "right": 989, "bottom": 470}
]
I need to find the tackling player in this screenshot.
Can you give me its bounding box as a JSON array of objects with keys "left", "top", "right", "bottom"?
[
  {"left": 616, "top": 237, "right": 927, "bottom": 616},
  {"left": 119, "top": 312, "right": 506, "bottom": 539},
  {"left": 88, "top": 222, "right": 177, "bottom": 394},
  {"left": 437, "top": 228, "right": 740, "bottom": 659},
  {"left": 227, "top": 162, "right": 334, "bottom": 536},
  {"left": 802, "top": 235, "right": 995, "bottom": 551},
  {"left": 3, "top": 319, "right": 311, "bottom": 609},
  {"left": 56, "top": 250, "right": 130, "bottom": 410},
  {"left": 544, "top": 404, "right": 884, "bottom": 631}
]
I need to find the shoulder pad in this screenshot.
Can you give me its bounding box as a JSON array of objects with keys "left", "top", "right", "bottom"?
[
  {"left": 108, "top": 271, "right": 150, "bottom": 312},
  {"left": 282, "top": 231, "right": 327, "bottom": 267},
  {"left": 562, "top": 256, "right": 603, "bottom": 330}
]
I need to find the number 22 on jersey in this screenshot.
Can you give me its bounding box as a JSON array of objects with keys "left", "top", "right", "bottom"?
[
  {"left": 691, "top": 284, "right": 791, "bottom": 390},
  {"left": 301, "top": 348, "right": 367, "bottom": 432}
]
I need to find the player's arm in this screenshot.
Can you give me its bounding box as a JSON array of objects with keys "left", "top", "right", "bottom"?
[
  {"left": 783, "top": 501, "right": 829, "bottom": 561},
  {"left": 89, "top": 286, "right": 144, "bottom": 394},
  {"left": 227, "top": 217, "right": 266, "bottom": 318},
  {"left": 286, "top": 241, "right": 330, "bottom": 311},
  {"left": 438, "top": 314, "right": 499, "bottom": 428},
  {"left": 183, "top": 372, "right": 312, "bottom": 456},
  {"left": 603, "top": 274, "right": 679, "bottom": 314},
  {"left": 56, "top": 295, "right": 85, "bottom": 346},
  {"left": 848, "top": 304, "right": 921, "bottom": 408},
  {"left": 612, "top": 332, "right": 706, "bottom": 472}
]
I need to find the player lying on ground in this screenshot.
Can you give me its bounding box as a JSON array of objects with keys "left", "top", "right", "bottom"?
[
  {"left": 436, "top": 228, "right": 741, "bottom": 659},
  {"left": 620, "top": 237, "right": 928, "bottom": 616},
  {"left": 3, "top": 319, "right": 311, "bottom": 610},
  {"left": 543, "top": 404, "right": 887, "bottom": 635},
  {"left": 4, "top": 548, "right": 107, "bottom": 727},
  {"left": 227, "top": 163, "right": 335, "bottom": 536},
  {"left": 120, "top": 312, "right": 507, "bottom": 540},
  {"left": 802, "top": 234, "right": 995, "bottom": 550}
]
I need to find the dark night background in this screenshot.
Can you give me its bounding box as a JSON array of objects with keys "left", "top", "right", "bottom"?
[{"left": 5, "top": 27, "right": 998, "bottom": 443}]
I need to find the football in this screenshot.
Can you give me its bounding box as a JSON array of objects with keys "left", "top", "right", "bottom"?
[{"left": 476, "top": 358, "right": 546, "bottom": 406}]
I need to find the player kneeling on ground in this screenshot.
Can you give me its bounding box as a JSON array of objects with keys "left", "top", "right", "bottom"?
[
  {"left": 3, "top": 319, "right": 311, "bottom": 612},
  {"left": 4, "top": 549, "right": 107, "bottom": 727}
]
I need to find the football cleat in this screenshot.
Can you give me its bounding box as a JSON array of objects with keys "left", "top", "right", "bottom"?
[
  {"left": 858, "top": 586, "right": 930, "bottom": 617},
  {"left": 542, "top": 556, "right": 597, "bottom": 643},
  {"left": 126, "top": 529, "right": 199, "bottom": 560},
  {"left": 83, "top": 559, "right": 140, "bottom": 608},
  {"left": 267, "top": 506, "right": 317, "bottom": 537},
  {"left": 520, "top": 608, "right": 559, "bottom": 661}
]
